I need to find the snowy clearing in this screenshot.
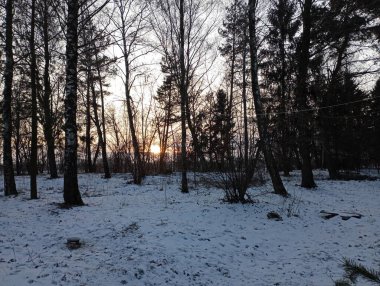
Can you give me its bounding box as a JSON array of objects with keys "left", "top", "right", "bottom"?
[{"left": 0, "top": 171, "right": 379, "bottom": 286}]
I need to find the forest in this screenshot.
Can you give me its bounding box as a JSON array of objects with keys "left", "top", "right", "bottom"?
[
  {"left": 1, "top": 0, "right": 380, "bottom": 285},
  {"left": 0, "top": 0, "right": 379, "bottom": 200}
]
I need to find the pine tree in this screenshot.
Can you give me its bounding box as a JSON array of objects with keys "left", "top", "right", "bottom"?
[
  {"left": 372, "top": 79, "right": 380, "bottom": 168},
  {"left": 261, "top": 0, "right": 299, "bottom": 176},
  {"left": 294, "top": 0, "right": 316, "bottom": 188},
  {"left": 209, "top": 89, "right": 234, "bottom": 169},
  {"left": 219, "top": 0, "right": 249, "bottom": 167}
]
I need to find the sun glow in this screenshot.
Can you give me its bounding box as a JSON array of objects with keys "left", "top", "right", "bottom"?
[{"left": 150, "top": 144, "right": 161, "bottom": 155}]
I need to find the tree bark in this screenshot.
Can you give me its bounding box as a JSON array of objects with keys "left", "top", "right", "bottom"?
[
  {"left": 294, "top": 0, "right": 316, "bottom": 188},
  {"left": 2, "top": 0, "right": 17, "bottom": 196},
  {"left": 248, "top": 0, "right": 288, "bottom": 197},
  {"left": 63, "top": 0, "right": 83, "bottom": 205}
]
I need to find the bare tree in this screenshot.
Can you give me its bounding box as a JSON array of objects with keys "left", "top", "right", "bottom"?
[
  {"left": 111, "top": 0, "right": 150, "bottom": 184},
  {"left": 2, "top": 0, "right": 17, "bottom": 196},
  {"left": 41, "top": 0, "right": 59, "bottom": 179},
  {"left": 150, "top": 0, "right": 218, "bottom": 192},
  {"left": 30, "top": 0, "right": 38, "bottom": 199},
  {"left": 248, "top": 0, "right": 288, "bottom": 197}
]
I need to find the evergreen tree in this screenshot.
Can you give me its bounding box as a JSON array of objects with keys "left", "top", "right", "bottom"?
[
  {"left": 261, "top": 0, "right": 299, "bottom": 175},
  {"left": 294, "top": 0, "right": 317, "bottom": 188},
  {"left": 209, "top": 89, "right": 234, "bottom": 169},
  {"left": 372, "top": 79, "right": 380, "bottom": 168},
  {"left": 155, "top": 69, "right": 179, "bottom": 173},
  {"left": 219, "top": 0, "right": 250, "bottom": 171}
]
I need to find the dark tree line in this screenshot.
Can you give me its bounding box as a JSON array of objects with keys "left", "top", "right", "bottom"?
[{"left": 1, "top": 0, "right": 379, "bottom": 204}]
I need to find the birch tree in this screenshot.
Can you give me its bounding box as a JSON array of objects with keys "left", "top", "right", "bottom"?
[{"left": 63, "top": 0, "right": 84, "bottom": 205}]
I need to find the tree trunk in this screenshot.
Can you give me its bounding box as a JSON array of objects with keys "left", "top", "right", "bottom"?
[
  {"left": 294, "top": 0, "right": 316, "bottom": 188},
  {"left": 123, "top": 57, "right": 143, "bottom": 184},
  {"left": 227, "top": 16, "right": 236, "bottom": 164},
  {"left": 159, "top": 85, "right": 172, "bottom": 174},
  {"left": 30, "top": 0, "right": 38, "bottom": 199},
  {"left": 242, "top": 44, "right": 249, "bottom": 171},
  {"left": 91, "top": 48, "right": 111, "bottom": 178},
  {"left": 278, "top": 0, "right": 290, "bottom": 176},
  {"left": 185, "top": 98, "right": 206, "bottom": 168},
  {"left": 116, "top": 3, "right": 144, "bottom": 184},
  {"left": 85, "top": 68, "right": 94, "bottom": 172},
  {"left": 15, "top": 97, "right": 21, "bottom": 175},
  {"left": 63, "top": 0, "right": 83, "bottom": 205},
  {"left": 248, "top": 0, "right": 288, "bottom": 197},
  {"left": 179, "top": 0, "right": 188, "bottom": 193},
  {"left": 42, "top": 0, "right": 58, "bottom": 179},
  {"left": 96, "top": 64, "right": 111, "bottom": 179},
  {"left": 2, "top": 0, "right": 17, "bottom": 196},
  {"left": 90, "top": 73, "right": 111, "bottom": 178}
]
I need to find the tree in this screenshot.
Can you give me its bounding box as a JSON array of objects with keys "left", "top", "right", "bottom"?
[
  {"left": 317, "top": 0, "right": 368, "bottom": 178},
  {"left": 178, "top": 0, "right": 188, "bottom": 192},
  {"left": 219, "top": 0, "right": 250, "bottom": 172},
  {"left": 40, "top": 0, "right": 59, "bottom": 179},
  {"left": 372, "top": 79, "right": 380, "bottom": 168},
  {"left": 151, "top": 0, "right": 218, "bottom": 191},
  {"left": 2, "top": 0, "right": 17, "bottom": 196},
  {"left": 294, "top": 0, "right": 316, "bottom": 188},
  {"left": 248, "top": 0, "right": 288, "bottom": 197},
  {"left": 112, "top": 0, "right": 148, "bottom": 184},
  {"left": 261, "top": 0, "right": 299, "bottom": 176},
  {"left": 29, "top": 0, "right": 38, "bottom": 199},
  {"left": 209, "top": 89, "right": 234, "bottom": 169},
  {"left": 154, "top": 72, "right": 178, "bottom": 173},
  {"left": 63, "top": 0, "right": 84, "bottom": 205},
  {"left": 79, "top": 17, "right": 113, "bottom": 178}
]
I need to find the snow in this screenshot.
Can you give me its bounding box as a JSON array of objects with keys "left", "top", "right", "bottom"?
[{"left": 0, "top": 171, "right": 379, "bottom": 285}]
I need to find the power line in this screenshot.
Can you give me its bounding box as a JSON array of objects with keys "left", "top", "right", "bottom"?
[{"left": 257, "top": 95, "right": 380, "bottom": 117}]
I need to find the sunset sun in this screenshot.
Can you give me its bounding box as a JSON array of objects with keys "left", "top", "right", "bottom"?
[{"left": 150, "top": 144, "right": 160, "bottom": 155}]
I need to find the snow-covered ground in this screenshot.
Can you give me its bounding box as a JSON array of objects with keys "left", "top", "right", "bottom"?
[{"left": 0, "top": 170, "right": 379, "bottom": 286}]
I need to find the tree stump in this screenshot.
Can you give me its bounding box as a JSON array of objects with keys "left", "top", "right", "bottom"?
[{"left": 66, "top": 237, "right": 81, "bottom": 249}]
